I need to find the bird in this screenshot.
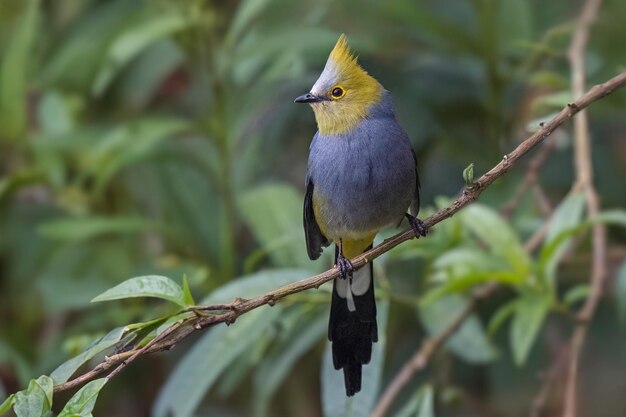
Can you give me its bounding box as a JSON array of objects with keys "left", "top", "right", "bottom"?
[{"left": 295, "top": 34, "right": 427, "bottom": 396}]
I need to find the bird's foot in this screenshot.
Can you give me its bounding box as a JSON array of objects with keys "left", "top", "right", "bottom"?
[
  {"left": 336, "top": 241, "right": 354, "bottom": 280},
  {"left": 336, "top": 254, "right": 353, "bottom": 280},
  {"left": 406, "top": 214, "right": 428, "bottom": 238}
]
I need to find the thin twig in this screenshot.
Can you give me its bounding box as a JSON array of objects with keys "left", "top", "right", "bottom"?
[
  {"left": 371, "top": 283, "right": 497, "bottom": 417},
  {"left": 185, "top": 303, "right": 235, "bottom": 313},
  {"left": 528, "top": 334, "right": 570, "bottom": 417},
  {"left": 563, "top": 1, "right": 607, "bottom": 416},
  {"left": 52, "top": 351, "right": 133, "bottom": 393},
  {"left": 105, "top": 319, "right": 187, "bottom": 380},
  {"left": 532, "top": 184, "right": 553, "bottom": 217},
  {"left": 529, "top": 344, "right": 571, "bottom": 417},
  {"left": 501, "top": 138, "right": 557, "bottom": 219},
  {"left": 524, "top": 219, "right": 552, "bottom": 253},
  {"left": 51, "top": 70, "right": 626, "bottom": 395}
]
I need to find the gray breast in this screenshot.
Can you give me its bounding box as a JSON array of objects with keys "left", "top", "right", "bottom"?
[{"left": 307, "top": 104, "right": 416, "bottom": 240}]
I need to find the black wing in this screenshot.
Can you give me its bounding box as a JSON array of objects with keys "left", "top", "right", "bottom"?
[
  {"left": 410, "top": 149, "right": 421, "bottom": 217},
  {"left": 303, "top": 176, "right": 329, "bottom": 260}
]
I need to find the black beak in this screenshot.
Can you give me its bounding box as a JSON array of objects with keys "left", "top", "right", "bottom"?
[{"left": 294, "top": 92, "right": 326, "bottom": 103}]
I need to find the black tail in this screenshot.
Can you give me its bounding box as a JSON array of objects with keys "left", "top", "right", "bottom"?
[{"left": 328, "top": 245, "right": 377, "bottom": 396}]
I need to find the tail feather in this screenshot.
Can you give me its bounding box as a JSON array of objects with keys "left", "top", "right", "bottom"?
[{"left": 328, "top": 245, "right": 377, "bottom": 396}]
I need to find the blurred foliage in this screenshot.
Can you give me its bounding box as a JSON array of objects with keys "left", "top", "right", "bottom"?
[{"left": 1, "top": 0, "right": 626, "bottom": 416}]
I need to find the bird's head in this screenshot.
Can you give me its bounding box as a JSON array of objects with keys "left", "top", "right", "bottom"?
[{"left": 295, "top": 34, "right": 383, "bottom": 135}]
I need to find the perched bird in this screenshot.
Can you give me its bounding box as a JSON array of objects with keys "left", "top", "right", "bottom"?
[{"left": 295, "top": 34, "right": 427, "bottom": 396}]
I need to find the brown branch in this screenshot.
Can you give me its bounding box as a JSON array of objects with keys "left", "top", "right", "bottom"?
[
  {"left": 563, "top": 1, "right": 607, "bottom": 416},
  {"left": 105, "top": 319, "right": 187, "bottom": 381},
  {"left": 532, "top": 184, "right": 553, "bottom": 217},
  {"left": 529, "top": 343, "right": 571, "bottom": 417},
  {"left": 51, "top": 70, "right": 626, "bottom": 396}
]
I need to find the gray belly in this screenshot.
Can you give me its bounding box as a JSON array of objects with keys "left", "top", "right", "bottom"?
[{"left": 308, "top": 119, "right": 416, "bottom": 240}]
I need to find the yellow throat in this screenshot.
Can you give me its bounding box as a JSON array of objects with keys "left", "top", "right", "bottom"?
[{"left": 309, "top": 35, "right": 383, "bottom": 135}]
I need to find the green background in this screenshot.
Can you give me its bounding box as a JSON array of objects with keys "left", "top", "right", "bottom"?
[{"left": 1, "top": 0, "right": 625, "bottom": 416}]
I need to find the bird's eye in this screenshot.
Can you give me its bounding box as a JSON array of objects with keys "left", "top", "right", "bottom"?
[{"left": 331, "top": 86, "right": 345, "bottom": 99}]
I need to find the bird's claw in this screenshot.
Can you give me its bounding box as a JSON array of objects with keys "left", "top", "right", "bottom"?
[
  {"left": 336, "top": 254, "right": 354, "bottom": 280},
  {"left": 406, "top": 214, "right": 428, "bottom": 238}
]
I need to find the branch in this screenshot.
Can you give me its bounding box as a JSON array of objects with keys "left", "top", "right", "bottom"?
[
  {"left": 529, "top": 343, "right": 570, "bottom": 417},
  {"left": 563, "top": 1, "right": 607, "bottom": 416},
  {"left": 52, "top": 70, "right": 626, "bottom": 395}
]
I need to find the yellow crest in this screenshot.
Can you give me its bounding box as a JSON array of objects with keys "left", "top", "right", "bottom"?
[{"left": 329, "top": 34, "right": 359, "bottom": 71}]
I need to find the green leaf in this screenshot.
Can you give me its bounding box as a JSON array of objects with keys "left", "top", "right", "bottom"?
[
  {"left": 50, "top": 327, "right": 125, "bottom": 384},
  {"left": 91, "top": 275, "right": 188, "bottom": 307},
  {"left": 86, "top": 118, "right": 190, "bottom": 195},
  {"left": 416, "top": 385, "right": 436, "bottom": 417},
  {"left": 38, "top": 216, "right": 154, "bottom": 241},
  {"left": 487, "top": 299, "right": 518, "bottom": 336},
  {"left": 422, "top": 270, "right": 521, "bottom": 305},
  {"left": 181, "top": 274, "right": 195, "bottom": 306},
  {"left": 155, "top": 312, "right": 194, "bottom": 336},
  {"left": 420, "top": 294, "right": 497, "bottom": 364},
  {"left": 539, "top": 203, "right": 626, "bottom": 287},
  {"left": 591, "top": 210, "right": 626, "bottom": 228},
  {"left": 0, "top": 394, "right": 15, "bottom": 416},
  {"left": 153, "top": 307, "right": 282, "bottom": 417},
  {"left": 0, "top": 339, "right": 32, "bottom": 386},
  {"left": 529, "top": 70, "right": 568, "bottom": 89},
  {"left": 13, "top": 375, "right": 53, "bottom": 417},
  {"left": 389, "top": 4, "right": 480, "bottom": 54},
  {"left": 510, "top": 293, "right": 551, "bottom": 366},
  {"left": 124, "top": 316, "right": 171, "bottom": 333},
  {"left": 430, "top": 247, "right": 512, "bottom": 282},
  {"left": 254, "top": 308, "right": 327, "bottom": 417},
  {"left": 225, "top": 0, "right": 272, "bottom": 46},
  {"left": 238, "top": 183, "right": 312, "bottom": 269},
  {"left": 0, "top": 0, "right": 40, "bottom": 142},
  {"left": 37, "top": 91, "right": 75, "bottom": 136},
  {"left": 321, "top": 300, "right": 389, "bottom": 417},
  {"left": 57, "top": 378, "right": 108, "bottom": 417},
  {"left": 462, "top": 163, "right": 475, "bottom": 188},
  {"left": 117, "top": 38, "right": 184, "bottom": 108},
  {"left": 539, "top": 192, "right": 586, "bottom": 284},
  {"left": 396, "top": 385, "right": 436, "bottom": 417},
  {"left": 532, "top": 90, "right": 573, "bottom": 110},
  {"left": 148, "top": 157, "right": 222, "bottom": 266},
  {"left": 0, "top": 169, "right": 43, "bottom": 202},
  {"left": 498, "top": 0, "right": 532, "bottom": 48},
  {"left": 545, "top": 193, "right": 587, "bottom": 244},
  {"left": 615, "top": 261, "right": 626, "bottom": 322},
  {"left": 232, "top": 27, "right": 338, "bottom": 86},
  {"left": 39, "top": 1, "right": 137, "bottom": 89},
  {"left": 216, "top": 331, "right": 272, "bottom": 397},
  {"left": 459, "top": 204, "right": 530, "bottom": 275},
  {"left": 92, "top": 11, "right": 199, "bottom": 95},
  {"left": 563, "top": 284, "right": 590, "bottom": 306},
  {"left": 113, "top": 313, "right": 188, "bottom": 354},
  {"left": 425, "top": 247, "right": 520, "bottom": 301},
  {"left": 127, "top": 312, "right": 193, "bottom": 352}
]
